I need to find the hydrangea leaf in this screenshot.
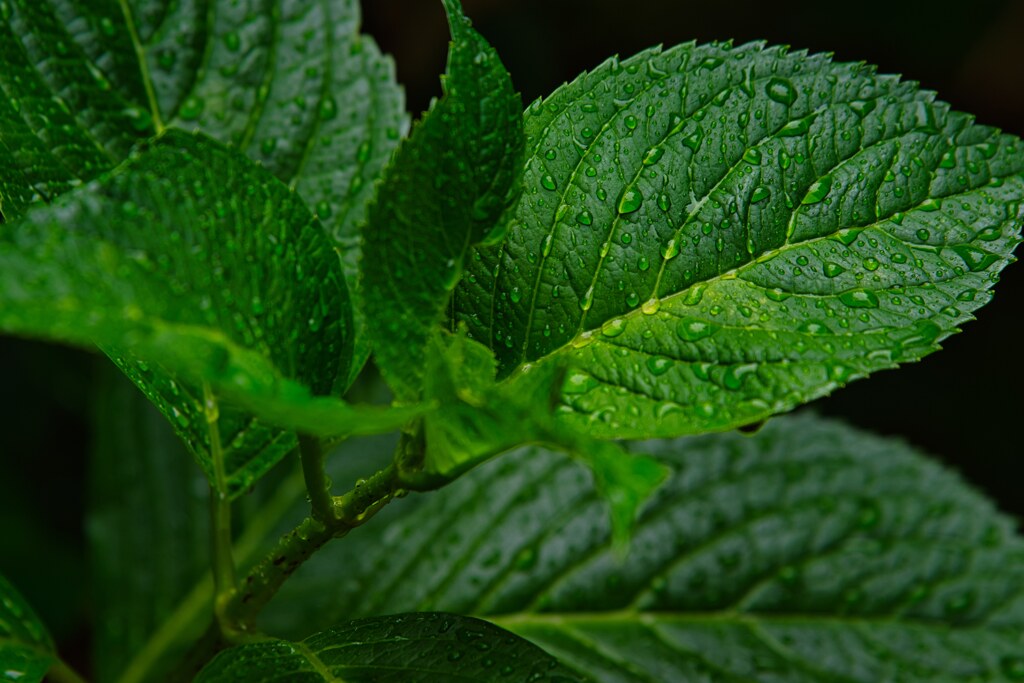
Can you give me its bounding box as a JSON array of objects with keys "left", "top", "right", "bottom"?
[
  {"left": 362, "top": 0, "right": 525, "bottom": 400},
  {"left": 263, "top": 414, "right": 1024, "bottom": 682},
  {"left": 453, "top": 42, "right": 1024, "bottom": 438},
  {"left": 0, "top": 130, "right": 414, "bottom": 496},
  {"left": 194, "top": 613, "right": 584, "bottom": 683},
  {"left": 0, "top": 573, "right": 54, "bottom": 683}
]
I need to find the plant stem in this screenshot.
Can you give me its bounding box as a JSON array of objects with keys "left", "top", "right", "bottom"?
[
  {"left": 48, "top": 659, "right": 89, "bottom": 683},
  {"left": 224, "top": 463, "right": 401, "bottom": 632},
  {"left": 204, "top": 384, "right": 237, "bottom": 632},
  {"left": 299, "top": 434, "right": 335, "bottom": 523}
]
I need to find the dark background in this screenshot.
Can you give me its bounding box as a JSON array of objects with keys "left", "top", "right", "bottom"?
[{"left": 2, "top": 0, "right": 1022, "bottom": 666}]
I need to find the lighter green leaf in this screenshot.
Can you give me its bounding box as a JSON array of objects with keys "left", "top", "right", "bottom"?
[
  {"left": 0, "top": 573, "right": 53, "bottom": 683},
  {"left": 453, "top": 42, "right": 1024, "bottom": 438},
  {"left": 362, "top": 0, "right": 524, "bottom": 400},
  {"left": 0, "top": 130, "right": 413, "bottom": 495},
  {"left": 263, "top": 414, "right": 1024, "bottom": 682},
  {"left": 195, "top": 613, "right": 583, "bottom": 682},
  {"left": 407, "top": 331, "right": 666, "bottom": 546}
]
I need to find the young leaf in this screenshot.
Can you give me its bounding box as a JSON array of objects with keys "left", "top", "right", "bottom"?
[
  {"left": 0, "top": 130, "right": 413, "bottom": 495},
  {"left": 0, "top": 573, "right": 54, "bottom": 683},
  {"left": 195, "top": 613, "right": 583, "bottom": 682},
  {"left": 407, "top": 331, "right": 666, "bottom": 547},
  {"left": 453, "top": 42, "right": 1024, "bottom": 438},
  {"left": 362, "top": 0, "right": 525, "bottom": 399},
  {"left": 262, "top": 414, "right": 1024, "bottom": 682}
]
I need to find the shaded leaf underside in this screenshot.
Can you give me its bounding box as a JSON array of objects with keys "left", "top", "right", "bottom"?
[
  {"left": 455, "top": 41, "right": 1024, "bottom": 439},
  {"left": 264, "top": 414, "right": 1024, "bottom": 682}
]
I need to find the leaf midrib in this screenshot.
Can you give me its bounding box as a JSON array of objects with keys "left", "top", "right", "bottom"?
[{"left": 118, "top": 0, "right": 165, "bottom": 132}]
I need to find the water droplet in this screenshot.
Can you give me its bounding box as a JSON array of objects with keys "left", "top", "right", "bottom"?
[
  {"left": 541, "top": 234, "right": 553, "bottom": 257},
  {"left": 751, "top": 186, "right": 770, "bottom": 204},
  {"left": 802, "top": 175, "right": 833, "bottom": 205},
  {"left": 657, "top": 193, "right": 671, "bottom": 212},
  {"left": 723, "top": 363, "right": 758, "bottom": 390},
  {"left": 682, "top": 128, "right": 704, "bottom": 151},
  {"left": 661, "top": 238, "right": 679, "bottom": 260},
  {"left": 642, "top": 147, "right": 665, "bottom": 166},
  {"left": 541, "top": 175, "right": 557, "bottom": 191},
  {"left": 509, "top": 286, "right": 523, "bottom": 303},
  {"left": 646, "top": 356, "right": 673, "bottom": 376},
  {"left": 823, "top": 262, "right": 846, "bottom": 278},
  {"left": 223, "top": 31, "right": 241, "bottom": 52},
  {"left": 838, "top": 289, "right": 879, "bottom": 308},
  {"left": 618, "top": 187, "right": 643, "bottom": 214},
  {"left": 766, "top": 77, "right": 797, "bottom": 105},
  {"left": 315, "top": 201, "right": 332, "bottom": 219},
  {"left": 778, "top": 117, "right": 812, "bottom": 137},
  {"left": 863, "top": 256, "right": 880, "bottom": 271},
  {"left": 625, "top": 115, "right": 638, "bottom": 130},
  {"left": 319, "top": 96, "right": 338, "bottom": 121},
  {"left": 576, "top": 210, "right": 593, "bottom": 226},
  {"left": 179, "top": 96, "right": 204, "bottom": 121},
  {"left": 951, "top": 244, "right": 999, "bottom": 272},
  {"left": 625, "top": 291, "right": 640, "bottom": 307},
  {"left": 563, "top": 371, "right": 599, "bottom": 394},
  {"left": 580, "top": 286, "right": 595, "bottom": 311},
  {"left": 601, "top": 318, "right": 627, "bottom": 337},
  {"left": 641, "top": 298, "right": 660, "bottom": 315},
  {"left": 676, "top": 317, "right": 718, "bottom": 341},
  {"left": 742, "top": 148, "right": 763, "bottom": 165}
]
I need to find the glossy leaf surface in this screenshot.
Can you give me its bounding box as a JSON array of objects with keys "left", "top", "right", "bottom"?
[
  {"left": 0, "top": 573, "right": 53, "bottom": 683},
  {"left": 0, "top": 131, "right": 411, "bottom": 494},
  {"left": 195, "top": 613, "right": 583, "bottom": 682},
  {"left": 265, "top": 415, "right": 1024, "bottom": 682},
  {"left": 362, "top": 0, "right": 524, "bottom": 399},
  {"left": 454, "top": 42, "right": 1024, "bottom": 438}
]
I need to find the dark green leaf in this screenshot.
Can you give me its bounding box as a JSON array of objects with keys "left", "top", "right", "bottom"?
[
  {"left": 195, "top": 613, "right": 583, "bottom": 683},
  {"left": 454, "top": 42, "right": 1024, "bottom": 438},
  {"left": 362, "top": 0, "right": 525, "bottom": 399},
  {"left": 0, "top": 573, "right": 53, "bottom": 683},
  {"left": 1, "top": 0, "right": 405, "bottom": 392},
  {"left": 264, "top": 414, "right": 1024, "bottom": 682},
  {"left": 88, "top": 365, "right": 211, "bottom": 683},
  {"left": 0, "top": 130, "right": 413, "bottom": 495},
  {"left": 126, "top": 0, "right": 408, "bottom": 384},
  {"left": 0, "top": 0, "right": 153, "bottom": 218}
]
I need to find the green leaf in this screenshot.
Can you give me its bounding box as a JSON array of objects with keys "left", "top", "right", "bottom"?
[
  {"left": 128, "top": 0, "right": 408, "bottom": 384},
  {"left": 0, "top": 0, "right": 406, "bottom": 386},
  {"left": 453, "top": 42, "right": 1024, "bottom": 438},
  {"left": 0, "top": 573, "right": 54, "bottom": 683},
  {"left": 362, "top": 0, "right": 525, "bottom": 400},
  {"left": 0, "top": 0, "right": 153, "bottom": 218},
  {"left": 407, "top": 331, "right": 666, "bottom": 547},
  {"left": 196, "top": 613, "right": 583, "bottom": 682},
  {"left": 0, "top": 130, "right": 413, "bottom": 495},
  {"left": 263, "top": 414, "right": 1024, "bottom": 682},
  {"left": 87, "top": 365, "right": 212, "bottom": 683}
]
